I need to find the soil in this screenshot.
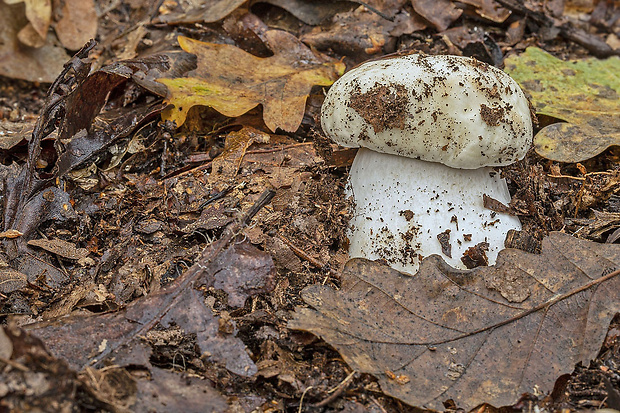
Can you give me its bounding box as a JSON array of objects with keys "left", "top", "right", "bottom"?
[{"left": 0, "top": 0, "right": 619, "bottom": 412}]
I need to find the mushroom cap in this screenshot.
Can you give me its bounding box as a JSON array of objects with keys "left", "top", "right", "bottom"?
[{"left": 321, "top": 54, "right": 533, "bottom": 169}]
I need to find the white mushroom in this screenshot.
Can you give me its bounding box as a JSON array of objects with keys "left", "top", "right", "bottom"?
[{"left": 321, "top": 54, "right": 533, "bottom": 274}]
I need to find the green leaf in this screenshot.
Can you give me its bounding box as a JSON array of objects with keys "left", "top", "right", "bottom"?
[{"left": 505, "top": 47, "right": 620, "bottom": 163}]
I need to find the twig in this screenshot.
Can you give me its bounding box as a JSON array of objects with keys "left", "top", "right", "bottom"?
[
  {"left": 245, "top": 142, "right": 313, "bottom": 155},
  {"left": 277, "top": 233, "right": 327, "bottom": 270},
  {"left": 312, "top": 370, "right": 356, "bottom": 407}
]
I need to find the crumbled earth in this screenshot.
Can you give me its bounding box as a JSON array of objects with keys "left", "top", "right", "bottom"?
[{"left": 1, "top": 0, "right": 619, "bottom": 411}]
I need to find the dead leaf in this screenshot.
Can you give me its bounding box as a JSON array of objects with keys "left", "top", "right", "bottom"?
[
  {"left": 0, "top": 120, "right": 31, "bottom": 150},
  {"left": 134, "top": 367, "right": 227, "bottom": 412},
  {"left": 257, "top": 0, "right": 357, "bottom": 25},
  {"left": 28, "top": 238, "right": 89, "bottom": 260},
  {"left": 0, "top": 324, "right": 82, "bottom": 411},
  {"left": 505, "top": 47, "right": 620, "bottom": 163},
  {"left": 289, "top": 232, "right": 620, "bottom": 410},
  {"left": 0, "top": 267, "right": 28, "bottom": 294},
  {"left": 212, "top": 239, "right": 277, "bottom": 308},
  {"left": 155, "top": 0, "right": 246, "bottom": 24},
  {"left": 5, "top": 0, "right": 52, "bottom": 43},
  {"left": 411, "top": 0, "right": 462, "bottom": 31},
  {"left": 0, "top": 1, "right": 68, "bottom": 82},
  {"left": 52, "top": 0, "right": 97, "bottom": 50},
  {"left": 158, "top": 32, "right": 345, "bottom": 132},
  {"left": 301, "top": 6, "right": 411, "bottom": 60},
  {"left": 208, "top": 126, "right": 270, "bottom": 187},
  {"left": 26, "top": 231, "right": 275, "bottom": 376},
  {"left": 459, "top": 0, "right": 511, "bottom": 23}
]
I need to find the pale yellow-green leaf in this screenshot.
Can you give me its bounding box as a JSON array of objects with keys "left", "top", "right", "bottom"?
[{"left": 505, "top": 47, "right": 620, "bottom": 163}]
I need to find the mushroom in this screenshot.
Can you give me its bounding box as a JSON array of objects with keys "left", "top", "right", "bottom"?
[{"left": 321, "top": 54, "right": 533, "bottom": 274}]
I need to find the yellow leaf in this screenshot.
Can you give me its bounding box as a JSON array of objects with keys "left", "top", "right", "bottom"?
[
  {"left": 505, "top": 47, "right": 620, "bottom": 163},
  {"left": 159, "top": 32, "right": 345, "bottom": 132}
]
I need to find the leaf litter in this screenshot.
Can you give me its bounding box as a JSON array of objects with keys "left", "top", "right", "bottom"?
[{"left": 0, "top": 0, "right": 620, "bottom": 411}]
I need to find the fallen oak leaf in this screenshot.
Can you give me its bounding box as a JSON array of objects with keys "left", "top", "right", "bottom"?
[
  {"left": 53, "top": 0, "right": 97, "bottom": 50},
  {"left": 158, "top": 32, "right": 345, "bottom": 132},
  {"left": 289, "top": 232, "right": 620, "bottom": 410}
]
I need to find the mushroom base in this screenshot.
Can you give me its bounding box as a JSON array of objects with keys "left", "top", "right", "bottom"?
[{"left": 347, "top": 148, "right": 521, "bottom": 274}]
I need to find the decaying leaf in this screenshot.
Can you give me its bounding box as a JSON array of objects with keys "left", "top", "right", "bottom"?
[
  {"left": 208, "top": 126, "right": 270, "bottom": 188},
  {"left": 0, "top": 267, "right": 28, "bottom": 293},
  {"left": 0, "top": 324, "right": 84, "bottom": 411},
  {"left": 289, "top": 232, "right": 620, "bottom": 410},
  {"left": 505, "top": 47, "right": 620, "bottom": 163},
  {"left": 411, "top": 0, "right": 462, "bottom": 31},
  {"left": 134, "top": 367, "right": 227, "bottom": 412},
  {"left": 0, "top": 1, "right": 68, "bottom": 82},
  {"left": 159, "top": 32, "right": 345, "bottom": 132},
  {"left": 28, "top": 238, "right": 89, "bottom": 260},
  {"left": 53, "top": 0, "right": 97, "bottom": 50},
  {"left": 5, "top": 0, "right": 52, "bottom": 43},
  {"left": 459, "top": 0, "right": 511, "bottom": 23},
  {"left": 256, "top": 0, "right": 356, "bottom": 25},
  {"left": 155, "top": 0, "right": 245, "bottom": 24}
]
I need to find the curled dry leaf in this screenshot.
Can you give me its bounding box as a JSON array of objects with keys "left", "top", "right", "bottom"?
[
  {"left": 28, "top": 238, "right": 89, "bottom": 260},
  {"left": 289, "top": 232, "right": 620, "bottom": 410},
  {"left": 505, "top": 47, "right": 620, "bottom": 163},
  {"left": 158, "top": 32, "right": 345, "bottom": 132}
]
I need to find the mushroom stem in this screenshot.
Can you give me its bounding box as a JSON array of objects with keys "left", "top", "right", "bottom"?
[{"left": 347, "top": 148, "right": 521, "bottom": 274}]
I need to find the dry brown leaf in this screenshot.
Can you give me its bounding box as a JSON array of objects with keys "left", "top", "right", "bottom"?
[
  {"left": 459, "top": 0, "right": 511, "bottom": 23},
  {"left": 5, "top": 0, "right": 51, "bottom": 42},
  {"left": 289, "top": 232, "right": 620, "bottom": 410},
  {"left": 134, "top": 367, "right": 227, "bottom": 412},
  {"left": 155, "top": 0, "right": 245, "bottom": 24},
  {"left": 0, "top": 1, "right": 68, "bottom": 82},
  {"left": 26, "top": 236, "right": 275, "bottom": 376},
  {"left": 159, "top": 32, "right": 345, "bottom": 132},
  {"left": 28, "top": 238, "right": 89, "bottom": 260},
  {"left": 52, "top": 0, "right": 97, "bottom": 50},
  {"left": 208, "top": 126, "right": 270, "bottom": 188},
  {"left": 0, "top": 267, "right": 27, "bottom": 293},
  {"left": 257, "top": 0, "right": 356, "bottom": 25},
  {"left": 411, "top": 0, "right": 462, "bottom": 31}
]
